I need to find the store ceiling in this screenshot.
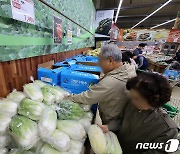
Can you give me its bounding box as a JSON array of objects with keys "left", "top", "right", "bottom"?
[{"left": 93, "top": 0, "right": 180, "bottom": 29}]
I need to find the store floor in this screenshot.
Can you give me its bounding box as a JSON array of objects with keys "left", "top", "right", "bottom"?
[{"left": 170, "top": 86, "right": 180, "bottom": 127}]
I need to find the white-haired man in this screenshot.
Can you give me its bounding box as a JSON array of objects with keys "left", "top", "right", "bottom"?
[{"left": 68, "top": 44, "right": 136, "bottom": 128}]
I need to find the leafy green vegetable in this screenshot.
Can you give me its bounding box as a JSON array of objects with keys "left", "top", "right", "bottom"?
[
  {"left": 0, "top": 135, "right": 11, "bottom": 147},
  {"left": 9, "top": 149, "right": 34, "bottom": 154},
  {"left": 18, "top": 98, "right": 44, "bottom": 120},
  {"left": 42, "top": 86, "right": 64, "bottom": 103},
  {"left": 0, "top": 99, "right": 17, "bottom": 117},
  {"left": 42, "top": 129, "right": 70, "bottom": 152},
  {"left": 39, "top": 143, "right": 62, "bottom": 154},
  {"left": 78, "top": 118, "right": 91, "bottom": 132},
  {"left": 67, "top": 140, "right": 84, "bottom": 154},
  {"left": 57, "top": 120, "right": 86, "bottom": 141},
  {"left": 0, "top": 113, "right": 11, "bottom": 134},
  {"left": 23, "top": 83, "right": 43, "bottom": 102},
  {"left": 38, "top": 106, "right": 57, "bottom": 138},
  {"left": 105, "top": 132, "right": 122, "bottom": 154},
  {"left": 41, "top": 86, "right": 56, "bottom": 105},
  {"left": 6, "top": 91, "right": 26, "bottom": 104},
  {"left": 84, "top": 112, "right": 93, "bottom": 122},
  {"left": 0, "top": 147, "right": 8, "bottom": 154},
  {"left": 34, "top": 80, "right": 47, "bottom": 88},
  {"left": 9, "top": 115, "right": 39, "bottom": 150},
  {"left": 88, "top": 125, "right": 106, "bottom": 154},
  {"left": 55, "top": 100, "right": 85, "bottom": 120}
]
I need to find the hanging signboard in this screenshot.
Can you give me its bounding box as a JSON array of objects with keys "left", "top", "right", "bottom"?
[
  {"left": 110, "top": 23, "right": 119, "bottom": 41},
  {"left": 67, "top": 30, "right": 72, "bottom": 44},
  {"left": 95, "top": 10, "right": 114, "bottom": 37},
  {"left": 10, "top": 0, "right": 35, "bottom": 24},
  {"left": 53, "top": 16, "right": 63, "bottom": 44},
  {"left": 120, "top": 29, "right": 170, "bottom": 42}
]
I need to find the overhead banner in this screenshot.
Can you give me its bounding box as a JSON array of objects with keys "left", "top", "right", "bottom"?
[
  {"left": 120, "top": 29, "right": 170, "bottom": 43},
  {"left": 95, "top": 10, "right": 114, "bottom": 37},
  {"left": 10, "top": 0, "right": 35, "bottom": 24}
]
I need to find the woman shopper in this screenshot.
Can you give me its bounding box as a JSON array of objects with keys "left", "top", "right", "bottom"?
[{"left": 100, "top": 72, "right": 178, "bottom": 154}]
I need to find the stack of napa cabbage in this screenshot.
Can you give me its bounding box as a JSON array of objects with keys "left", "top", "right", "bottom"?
[{"left": 0, "top": 80, "right": 93, "bottom": 154}]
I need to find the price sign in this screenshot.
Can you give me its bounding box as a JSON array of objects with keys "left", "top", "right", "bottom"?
[{"left": 10, "top": 0, "right": 35, "bottom": 24}]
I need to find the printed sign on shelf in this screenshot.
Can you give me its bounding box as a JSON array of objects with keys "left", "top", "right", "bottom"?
[
  {"left": 53, "top": 16, "right": 63, "bottom": 44},
  {"left": 10, "top": 0, "right": 35, "bottom": 24},
  {"left": 67, "top": 30, "right": 72, "bottom": 44}
]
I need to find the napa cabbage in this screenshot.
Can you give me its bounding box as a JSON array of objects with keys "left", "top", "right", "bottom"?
[
  {"left": 57, "top": 120, "right": 86, "bottom": 141},
  {"left": 18, "top": 98, "right": 44, "bottom": 120},
  {"left": 9, "top": 115, "right": 39, "bottom": 150},
  {"left": 23, "top": 83, "right": 43, "bottom": 102},
  {"left": 38, "top": 106, "right": 57, "bottom": 138}
]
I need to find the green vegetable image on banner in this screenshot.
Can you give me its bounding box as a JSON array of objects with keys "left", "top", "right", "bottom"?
[{"left": 0, "top": 0, "right": 95, "bottom": 62}]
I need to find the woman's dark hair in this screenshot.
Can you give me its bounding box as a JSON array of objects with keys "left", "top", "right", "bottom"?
[
  {"left": 122, "top": 52, "right": 131, "bottom": 64},
  {"left": 138, "top": 43, "right": 146, "bottom": 48},
  {"left": 126, "top": 72, "right": 172, "bottom": 108},
  {"left": 124, "top": 51, "right": 136, "bottom": 59}
]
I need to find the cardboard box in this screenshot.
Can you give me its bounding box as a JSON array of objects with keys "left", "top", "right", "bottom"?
[
  {"left": 70, "top": 64, "right": 102, "bottom": 76},
  {"left": 38, "top": 60, "right": 67, "bottom": 85},
  {"left": 61, "top": 67, "right": 99, "bottom": 91},
  {"left": 53, "top": 59, "right": 76, "bottom": 69}
]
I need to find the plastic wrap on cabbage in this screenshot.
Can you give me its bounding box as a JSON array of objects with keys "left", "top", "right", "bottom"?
[
  {"left": 0, "top": 99, "right": 17, "bottom": 117},
  {"left": 30, "top": 140, "right": 44, "bottom": 153},
  {"left": 23, "top": 83, "right": 43, "bottom": 102},
  {"left": 55, "top": 100, "right": 85, "bottom": 120},
  {"left": 41, "top": 87, "right": 56, "bottom": 105},
  {"left": 67, "top": 140, "right": 84, "bottom": 154},
  {"left": 57, "top": 120, "right": 86, "bottom": 141},
  {"left": 42, "top": 85, "right": 64, "bottom": 103},
  {"left": 0, "top": 135, "right": 11, "bottom": 147},
  {"left": 9, "top": 115, "right": 39, "bottom": 150},
  {"left": 34, "top": 80, "right": 47, "bottom": 88},
  {"left": 9, "top": 149, "right": 34, "bottom": 154},
  {"left": 38, "top": 106, "right": 57, "bottom": 138},
  {"left": 105, "top": 132, "right": 122, "bottom": 154},
  {"left": 0, "top": 114, "right": 11, "bottom": 134},
  {"left": 53, "top": 86, "right": 70, "bottom": 97},
  {"left": 78, "top": 118, "right": 91, "bottom": 132},
  {"left": 0, "top": 148, "right": 8, "bottom": 154},
  {"left": 6, "top": 91, "right": 26, "bottom": 104},
  {"left": 84, "top": 111, "right": 93, "bottom": 122},
  {"left": 80, "top": 104, "right": 91, "bottom": 112},
  {"left": 18, "top": 98, "right": 44, "bottom": 120},
  {"left": 39, "top": 143, "right": 63, "bottom": 154},
  {"left": 88, "top": 125, "right": 106, "bottom": 154},
  {"left": 42, "top": 129, "right": 70, "bottom": 152}
]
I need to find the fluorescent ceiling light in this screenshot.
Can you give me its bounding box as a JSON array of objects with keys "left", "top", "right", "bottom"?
[
  {"left": 150, "top": 18, "right": 176, "bottom": 29},
  {"left": 131, "top": 0, "right": 172, "bottom": 29},
  {"left": 115, "top": 0, "right": 123, "bottom": 23}
]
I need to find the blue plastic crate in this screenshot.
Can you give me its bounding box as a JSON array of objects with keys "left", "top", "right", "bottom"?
[{"left": 163, "top": 69, "right": 179, "bottom": 80}]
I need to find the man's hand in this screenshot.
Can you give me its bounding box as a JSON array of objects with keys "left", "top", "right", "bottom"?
[{"left": 99, "top": 125, "right": 109, "bottom": 133}]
